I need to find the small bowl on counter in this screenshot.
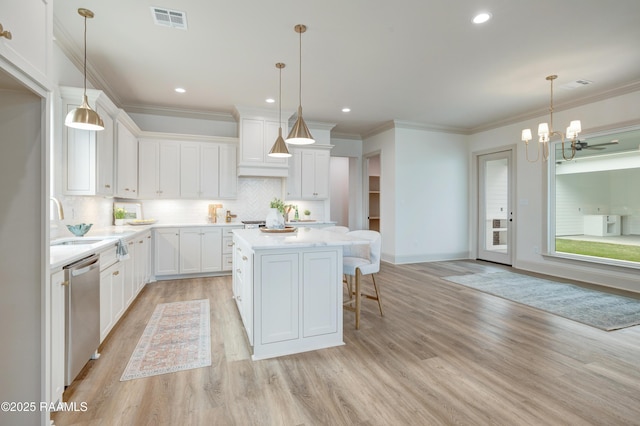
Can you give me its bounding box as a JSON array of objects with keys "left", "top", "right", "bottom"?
[{"left": 66, "top": 223, "right": 93, "bottom": 237}]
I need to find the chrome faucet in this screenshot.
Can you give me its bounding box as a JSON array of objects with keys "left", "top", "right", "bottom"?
[{"left": 50, "top": 197, "right": 65, "bottom": 220}]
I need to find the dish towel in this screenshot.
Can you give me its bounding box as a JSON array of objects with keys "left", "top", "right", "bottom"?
[{"left": 117, "top": 239, "right": 130, "bottom": 261}]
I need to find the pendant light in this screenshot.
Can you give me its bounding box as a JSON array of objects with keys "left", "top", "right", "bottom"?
[
  {"left": 286, "top": 24, "right": 314, "bottom": 145},
  {"left": 269, "top": 63, "right": 292, "bottom": 158},
  {"left": 65, "top": 8, "right": 104, "bottom": 131}
]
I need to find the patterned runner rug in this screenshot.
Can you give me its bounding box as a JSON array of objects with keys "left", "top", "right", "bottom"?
[
  {"left": 121, "top": 299, "right": 211, "bottom": 381},
  {"left": 443, "top": 271, "right": 640, "bottom": 331}
]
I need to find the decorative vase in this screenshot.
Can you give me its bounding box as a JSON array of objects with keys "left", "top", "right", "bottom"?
[
  {"left": 115, "top": 218, "right": 125, "bottom": 226},
  {"left": 266, "top": 208, "right": 285, "bottom": 229}
]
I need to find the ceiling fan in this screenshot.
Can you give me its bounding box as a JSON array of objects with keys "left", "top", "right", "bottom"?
[{"left": 574, "top": 140, "right": 619, "bottom": 151}]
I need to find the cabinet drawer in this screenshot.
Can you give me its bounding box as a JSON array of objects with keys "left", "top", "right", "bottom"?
[
  {"left": 222, "top": 236, "right": 234, "bottom": 254},
  {"left": 222, "top": 254, "right": 234, "bottom": 271},
  {"left": 223, "top": 226, "right": 242, "bottom": 237},
  {"left": 99, "top": 246, "right": 117, "bottom": 270}
]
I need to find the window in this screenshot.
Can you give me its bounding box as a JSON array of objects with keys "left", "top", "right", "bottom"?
[{"left": 550, "top": 126, "right": 640, "bottom": 265}]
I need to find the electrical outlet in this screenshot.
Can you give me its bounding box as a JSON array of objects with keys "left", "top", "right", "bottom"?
[{"left": 533, "top": 245, "right": 540, "bottom": 254}]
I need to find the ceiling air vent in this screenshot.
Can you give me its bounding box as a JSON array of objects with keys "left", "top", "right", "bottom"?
[
  {"left": 561, "top": 79, "right": 593, "bottom": 90},
  {"left": 151, "top": 7, "right": 187, "bottom": 30}
]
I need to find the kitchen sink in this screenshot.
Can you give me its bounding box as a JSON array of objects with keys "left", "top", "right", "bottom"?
[{"left": 51, "top": 237, "right": 115, "bottom": 246}]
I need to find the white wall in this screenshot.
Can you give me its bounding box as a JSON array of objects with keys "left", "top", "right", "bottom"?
[
  {"left": 363, "top": 128, "right": 396, "bottom": 260},
  {"left": 0, "top": 84, "right": 45, "bottom": 426},
  {"left": 331, "top": 137, "right": 364, "bottom": 230},
  {"left": 128, "top": 112, "right": 237, "bottom": 138},
  {"left": 329, "top": 157, "right": 349, "bottom": 226},
  {"left": 393, "top": 127, "right": 469, "bottom": 263},
  {"left": 469, "top": 89, "right": 640, "bottom": 292}
]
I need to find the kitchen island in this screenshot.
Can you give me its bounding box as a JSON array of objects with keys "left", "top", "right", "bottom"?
[{"left": 232, "top": 227, "right": 365, "bottom": 360}]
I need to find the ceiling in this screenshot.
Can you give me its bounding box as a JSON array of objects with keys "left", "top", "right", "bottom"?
[{"left": 53, "top": 0, "right": 640, "bottom": 138}]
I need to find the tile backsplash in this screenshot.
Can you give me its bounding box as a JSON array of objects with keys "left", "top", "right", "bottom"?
[{"left": 53, "top": 177, "right": 327, "bottom": 235}]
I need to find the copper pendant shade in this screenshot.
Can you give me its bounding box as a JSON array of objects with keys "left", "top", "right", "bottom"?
[
  {"left": 286, "top": 24, "right": 314, "bottom": 145},
  {"left": 269, "top": 62, "right": 292, "bottom": 158},
  {"left": 65, "top": 8, "right": 104, "bottom": 131}
]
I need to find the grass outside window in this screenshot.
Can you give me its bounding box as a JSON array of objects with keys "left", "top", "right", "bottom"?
[{"left": 555, "top": 238, "right": 640, "bottom": 263}]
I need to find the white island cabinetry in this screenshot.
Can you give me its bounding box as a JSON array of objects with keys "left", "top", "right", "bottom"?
[{"left": 232, "top": 228, "right": 364, "bottom": 360}]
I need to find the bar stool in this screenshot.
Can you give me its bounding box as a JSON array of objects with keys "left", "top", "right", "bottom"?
[{"left": 342, "top": 230, "right": 383, "bottom": 329}]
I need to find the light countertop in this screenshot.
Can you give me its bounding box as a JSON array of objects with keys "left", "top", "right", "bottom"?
[{"left": 232, "top": 228, "right": 367, "bottom": 250}]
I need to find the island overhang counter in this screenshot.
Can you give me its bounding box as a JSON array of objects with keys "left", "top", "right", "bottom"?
[{"left": 231, "top": 228, "right": 366, "bottom": 360}]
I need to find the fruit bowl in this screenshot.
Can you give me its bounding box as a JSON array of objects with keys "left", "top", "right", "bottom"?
[{"left": 66, "top": 223, "right": 93, "bottom": 237}]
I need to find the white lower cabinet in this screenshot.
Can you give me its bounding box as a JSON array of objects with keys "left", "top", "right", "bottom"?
[
  {"left": 135, "top": 232, "right": 152, "bottom": 293},
  {"left": 222, "top": 226, "right": 239, "bottom": 271},
  {"left": 233, "top": 236, "right": 253, "bottom": 344},
  {"left": 156, "top": 226, "right": 242, "bottom": 277},
  {"left": 123, "top": 239, "right": 136, "bottom": 306},
  {"left": 179, "top": 227, "right": 222, "bottom": 274},
  {"left": 155, "top": 228, "right": 181, "bottom": 276},
  {"left": 49, "top": 270, "right": 66, "bottom": 405},
  {"left": 99, "top": 260, "right": 124, "bottom": 343}
]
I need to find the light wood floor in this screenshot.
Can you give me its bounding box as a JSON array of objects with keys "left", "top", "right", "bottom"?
[{"left": 52, "top": 260, "right": 640, "bottom": 425}]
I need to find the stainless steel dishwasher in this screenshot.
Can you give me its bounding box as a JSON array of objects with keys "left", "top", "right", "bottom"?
[{"left": 64, "top": 254, "right": 101, "bottom": 386}]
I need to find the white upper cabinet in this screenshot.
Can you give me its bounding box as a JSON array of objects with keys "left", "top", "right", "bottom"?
[
  {"left": 60, "top": 87, "right": 118, "bottom": 196},
  {"left": 286, "top": 149, "right": 302, "bottom": 199},
  {"left": 138, "top": 139, "right": 180, "bottom": 199},
  {"left": 0, "top": 0, "right": 52, "bottom": 85},
  {"left": 180, "top": 141, "right": 237, "bottom": 199},
  {"left": 219, "top": 143, "right": 238, "bottom": 198},
  {"left": 115, "top": 114, "right": 139, "bottom": 198},
  {"left": 287, "top": 146, "right": 332, "bottom": 200},
  {"left": 234, "top": 107, "right": 291, "bottom": 177}
]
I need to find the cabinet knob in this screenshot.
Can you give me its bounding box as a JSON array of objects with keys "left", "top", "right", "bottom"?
[
  {"left": 0, "top": 24, "right": 12, "bottom": 40},
  {"left": 125, "top": 188, "right": 130, "bottom": 191},
  {"left": 105, "top": 184, "right": 111, "bottom": 188},
  {"left": 242, "top": 256, "right": 248, "bottom": 261},
  {"left": 236, "top": 269, "right": 242, "bottom": 274},
  {"left": 61, "top": 280, "right": 69, "bottom": 287},
  {"left": 237, "top": 296, "right": 242, "bottom": 301},
  {"left": 113, "top": 270, "right": 120, "bottom": 276}
]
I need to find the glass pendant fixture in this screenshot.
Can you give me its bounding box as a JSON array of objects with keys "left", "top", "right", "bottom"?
[
  {"left": 65, "top": 8, "right": 104, "bottom": 131},
  {"left": 268, "top": 62, "right": 291, "bottom": 158},
  {"left": 286, "top": 24, "right": 314, "bottom": 145}
]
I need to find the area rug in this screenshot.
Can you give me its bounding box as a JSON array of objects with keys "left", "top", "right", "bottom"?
[
  {"left": 443, "top": 271, "right": 640, "bottom": 331},
  {"left": 120, "top": 299, "right": 211, "bottom": 381}
]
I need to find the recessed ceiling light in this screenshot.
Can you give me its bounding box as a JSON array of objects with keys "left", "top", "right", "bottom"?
[
  {"left": 266, "top": 98, "right": 275, "bottom": 103},
  {"left": 342, "top": 107, "right": 351, "bottom": 113},
  {"left": 175, "top": 87, "right": 186, "bottom": 93},
  {"left": 473, "top": 12, "right": 492, "bottom": 24}
]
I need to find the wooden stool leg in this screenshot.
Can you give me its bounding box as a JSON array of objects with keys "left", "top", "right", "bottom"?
[
  {"left": 372, "top": 274, "right": 383, "bottom": 316},
  {"left": 355, "top": 268, "right": 362, "bottom": 330}
]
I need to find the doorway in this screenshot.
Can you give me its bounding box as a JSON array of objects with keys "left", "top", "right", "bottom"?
[
  {"left": 365, "top": 154, "right": 380, "bottom": 231},
  {"left": 477, "top": 149, "right": 514, "bottom": 265}
]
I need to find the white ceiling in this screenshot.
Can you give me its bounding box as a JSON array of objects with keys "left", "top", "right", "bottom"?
[{"left": 53, "top": 0, "right": 640, "bottom": 138}]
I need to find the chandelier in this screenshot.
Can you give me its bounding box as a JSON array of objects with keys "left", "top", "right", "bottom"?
[{"left": 521, "top": 75, "right": 581, "bottom": 162}]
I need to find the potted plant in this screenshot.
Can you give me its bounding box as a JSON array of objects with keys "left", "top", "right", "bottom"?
[
  {"left": 266, "top": 198, "right": 285, "bottom": 229},
  {"left": 303, "top": 209, "right": 311, "bottom": 220},
  {"left": 114, "top": 207, "right": 126, "bottom": 226}
]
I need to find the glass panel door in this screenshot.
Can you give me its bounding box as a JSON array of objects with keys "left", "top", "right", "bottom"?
[{"left": 478, "top": 150, "right": 513, "bottom": 265}]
